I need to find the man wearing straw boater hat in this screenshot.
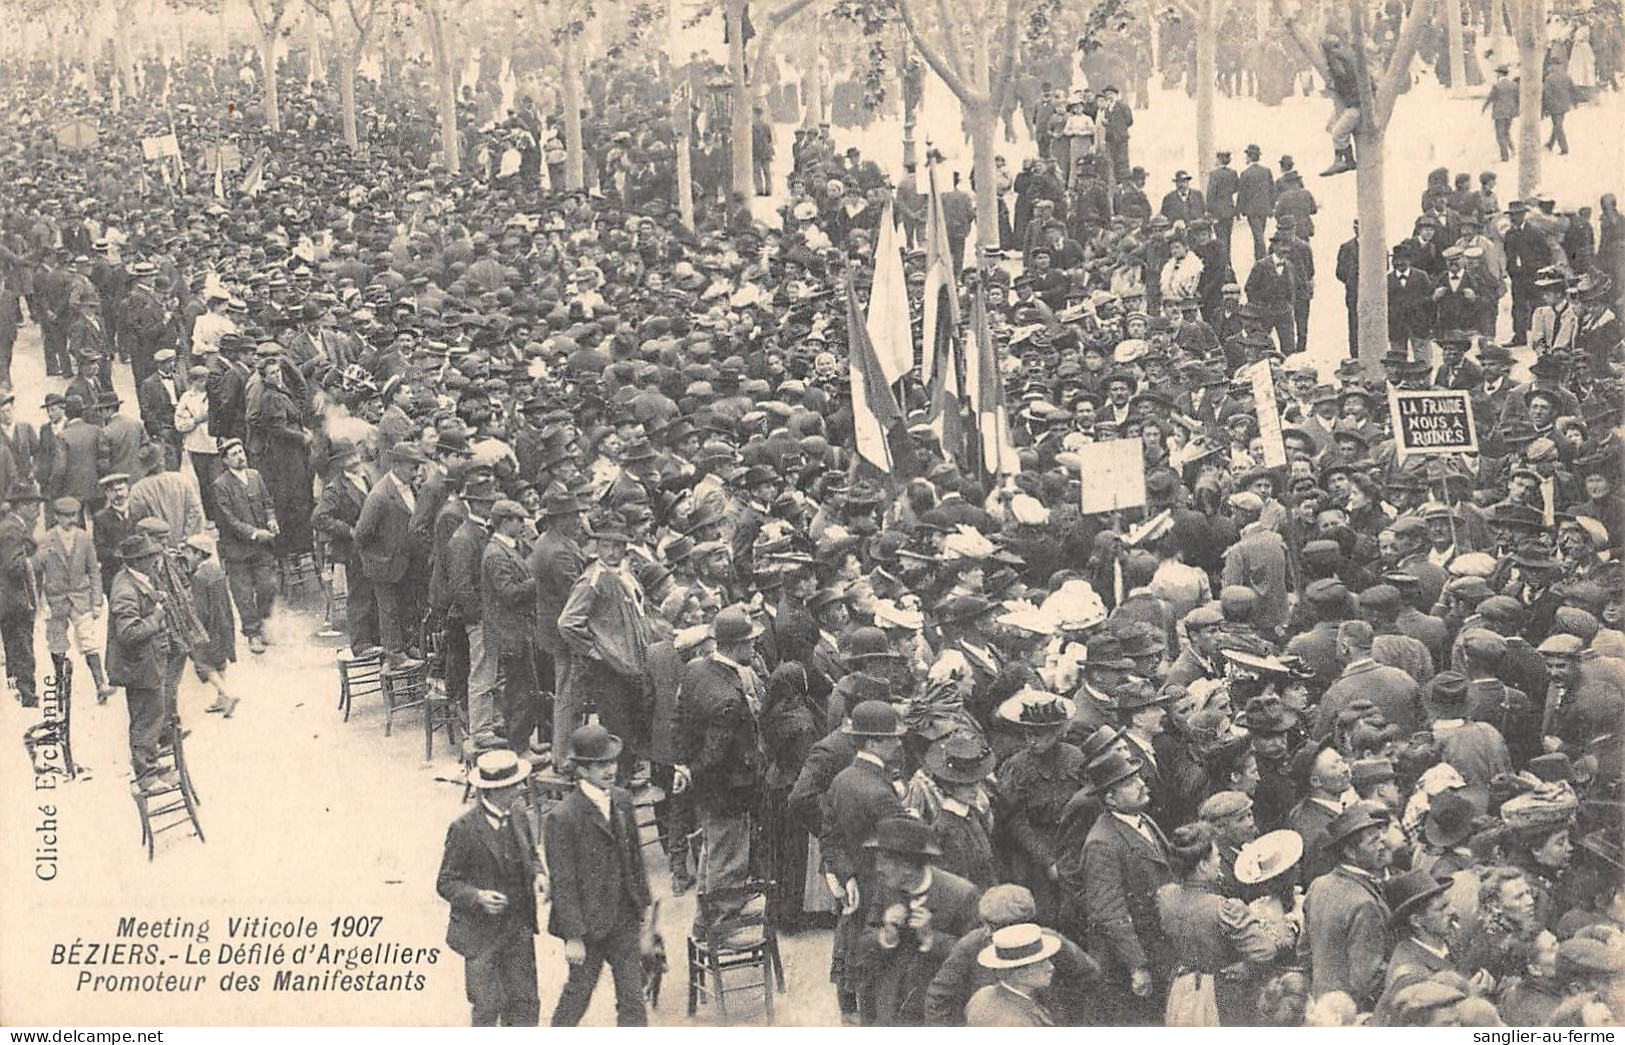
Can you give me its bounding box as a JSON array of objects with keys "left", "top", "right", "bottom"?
[
  {"left": 436, "top": 749, "right": 541, "bottom": 1026},
  {"left": 965, "top": 922, "right": 1064, "bottom": 1026},
  {"left": 544, "top": 724, "right": 651, "bottom": 1027}
]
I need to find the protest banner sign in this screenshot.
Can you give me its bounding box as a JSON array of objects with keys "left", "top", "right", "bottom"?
[
  {"left": 142, "top": 132, "right": 181, "bottom": 160},
  {"left": 1078, "top": 438, "right": 1147, "bottom": 514},
  {"left": 55, "top": 118, "right": 98, "bottom": 150},
  {"left": 1246, "top": 361, "right": 1288, "bottom": 468},
  {"left": 1388, "top": 388, "right": 1478, "bottom": 461}
]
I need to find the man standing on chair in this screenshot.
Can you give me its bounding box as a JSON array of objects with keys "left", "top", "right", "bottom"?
[
  {"left": 354, "top": 441, "right": 429, "bottom": 670},
  {"left": 674, "top": 605, "right": 766, "bottom": 913},
  {"left": 436, "top": 749, "right": 542, "bottom": 1027},
  {"left": 545, "top": 724, "right": 651, "bottom": 1027},
  {"left": 210, "top": 437, "right": 278, "bottom": 655},
  {"left": 106, "top": 534, "right": 175, "bottom": 792}
]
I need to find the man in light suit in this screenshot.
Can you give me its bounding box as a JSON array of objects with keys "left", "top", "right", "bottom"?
[
  {"left": 544, "top": 725, "right": 651, "bottom": 1027},
  {"left": 37, "top": 495, "right": 114, "bottom": 702},
  {"left": 436, "top": 750, "right": 541, "bottom": 1026},
  {"left": 1079, "top": 753, "right": 1170, "bottom": 1025},
  {"left": 210, "top": 438, "right": 279, "bottom": 654},
  {"left": 557, "top": 512, "right": 651, "bottom": 781},
  {"left": 481, "top": 500, "right": 538, "bottom": 753},
  {"left": 354, "top": 441, "right": 428, "bottom": 668}
]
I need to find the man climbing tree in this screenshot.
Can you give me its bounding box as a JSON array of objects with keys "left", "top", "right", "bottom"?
[{"left": 1320, "top": 25, "right": 1362, "bottom": 176}]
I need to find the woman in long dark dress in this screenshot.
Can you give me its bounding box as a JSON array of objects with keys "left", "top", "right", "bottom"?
[{"left": 758, "top": 661, "right": 821, "bottom": 928}]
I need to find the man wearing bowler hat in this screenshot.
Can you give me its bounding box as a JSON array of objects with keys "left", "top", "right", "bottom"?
[
  {"left": 1303, "top": 802, "right": 1394, "bottom": 1006},
  {"left": 819, "top": 697, "right": 909, "bottom": 1021},
  {"left": 354, "top": 440, "right": 429, "bottom": 669},
  {"left": 544, "top": 725, "right": 651, "bottom": 1027},
  {"left": 856, "top": 813, "right": 982, "bottom": 1025},
  {"left": 1079, "top": 751, "right": 1170, "bottom": 1023},
  {"left": 530, "top": 487, "right": 588, "bottom": 752},
  {"left": 311, "top": 442, "right": 380, "bottom": 655},
  {"left": 673, "top": 602, "right": 767, "bottom": 911},
  {"left": 436, "top": 749, "right": 542, "bottom": 1026}
]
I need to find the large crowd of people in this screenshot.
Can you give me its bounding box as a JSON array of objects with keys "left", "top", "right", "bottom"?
[{"left": 1, "top": 2, "right": 1624, "bottom": 1029}]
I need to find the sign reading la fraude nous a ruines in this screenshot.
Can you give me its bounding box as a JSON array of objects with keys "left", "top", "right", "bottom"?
[{"left": 1389, "top": 388, "right": 1478, "bottom": 460}]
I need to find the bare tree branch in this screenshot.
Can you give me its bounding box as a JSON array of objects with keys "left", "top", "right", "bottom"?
[
  {"left": 931, "top": 0, "right": 967, "bottom": 80},
  {"left": 1270, "top": 0, "right": 1334, "bottom": 82},
  {"left": 990, "top": 0, "right": 1022, "bottom": 112},
  {"left": 762, "top": 0, "right": 818, "bottom": 31},
  {"left": 1373, "top": 0, "right": 1437, "bottom": 127},
  {"left": 895, "top": 0, "right": 976, "bottom": 101}
]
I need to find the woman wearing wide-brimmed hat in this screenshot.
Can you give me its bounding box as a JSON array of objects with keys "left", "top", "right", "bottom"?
[{"left": 994, "top": 688, "right": 1085, "bottom": 923}]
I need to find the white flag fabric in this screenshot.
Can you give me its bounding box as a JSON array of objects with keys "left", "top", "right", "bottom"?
[{"left": 866, "top": 200, "right": 912, "bottom": 388}]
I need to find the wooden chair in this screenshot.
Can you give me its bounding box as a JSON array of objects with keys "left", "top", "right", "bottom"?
[
  {"left": 132, "top": 723, "right": 204, "bottom": 860},
  {"left": 337, "top": 649, "right": 383, "bottom": 720},
  {"left": 380, "top": 661, "right": 429, "bottom": 737},
  {"left": 422, "top": 676, "right": 463, "bottom": 761},
  {"left": 686, "top": 880, "right": 785, "bottom": 1023}
]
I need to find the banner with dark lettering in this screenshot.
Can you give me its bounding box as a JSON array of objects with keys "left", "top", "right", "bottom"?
[{"left": 1388, "top": 388, "right": 1479, "bottom": 462}]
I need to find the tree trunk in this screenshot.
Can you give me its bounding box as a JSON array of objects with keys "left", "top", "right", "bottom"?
[
  {"left": 261, "top": 31, "right": 281, "bottom": 132},
  {"left": 802, "top": 32, "right": 823, "bottom": 127},
  {"left": 425, "top": 4, "right": 460, "bottom": 173},
  {"left": 338, "top": 54, "right": 359, "bottom": 149},
  {"left": 1444, "top": 0, "right": 1466, "bottom": 94},
  {"left": 1515, "top": 0, "right": 1544, "bottom": 197},
  {"left": 1354, "top": 120, "right": 1390, "bottom": 374},
  {"left": 970, "top": 101, "right": 998, "bottom": 253},
  {"left": 1195, "top": 0, "right": 1216, "bottom": 183},
  {"left": 726, "top": 0, "right": 753, "bottom": 199},
  {"left": 561, "top": 33, "right": 585, "bottom": 190},
  {"left": 438, "top": 57, "right": 460, "bottom": 172},
  {"left": 674, "top": 89, "right": 696, "bottom": 231}
]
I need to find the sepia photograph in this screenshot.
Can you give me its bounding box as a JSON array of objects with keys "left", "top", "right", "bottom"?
[{"left": 0, "top": 0, "right": 1624, "bottom": 1029}]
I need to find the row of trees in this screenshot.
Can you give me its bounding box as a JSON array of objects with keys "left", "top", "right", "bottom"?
[{"left": 0, "top": 0, "right": 1568, "bottom": 377}]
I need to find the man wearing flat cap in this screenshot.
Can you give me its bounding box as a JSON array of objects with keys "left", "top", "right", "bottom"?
[{"left": 481, "top": 500, "right": 540, "bottom": 753}]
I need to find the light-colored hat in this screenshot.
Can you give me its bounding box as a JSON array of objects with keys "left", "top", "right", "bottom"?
[
  {"left": 1235, "top": 829, "right": 1305, "bottom": 885},
  {"left": 466, "top": 749, "right": 532, "bottom": 789},
  {"left": 977, "top": 923, "right": 1062, "bottom": 970}
]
